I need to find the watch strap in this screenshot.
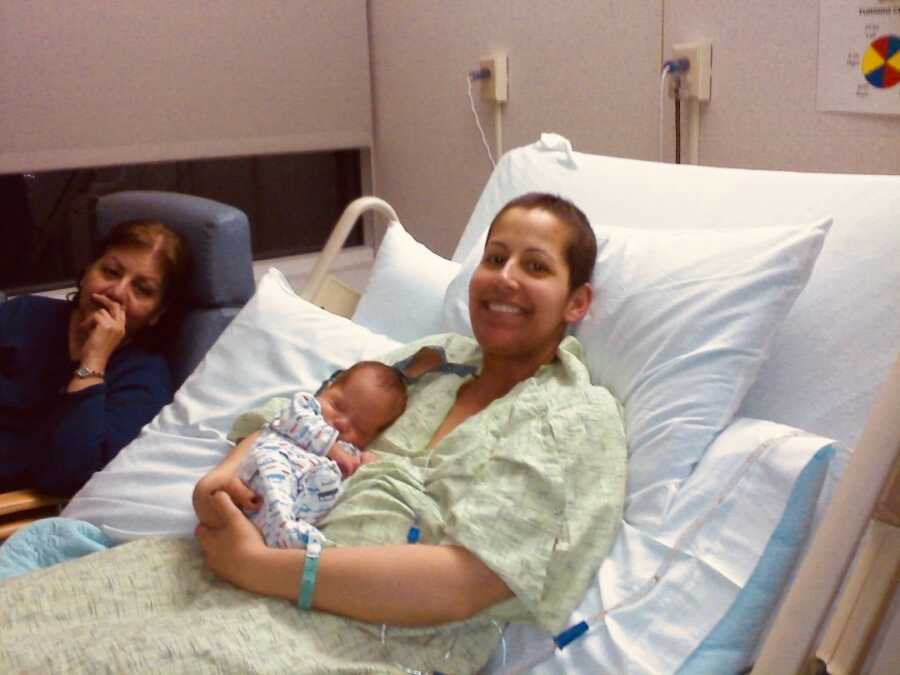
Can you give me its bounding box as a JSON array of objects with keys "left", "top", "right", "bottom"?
[{"left": 75, "top": 365, "right": 105, "bottom": 380}]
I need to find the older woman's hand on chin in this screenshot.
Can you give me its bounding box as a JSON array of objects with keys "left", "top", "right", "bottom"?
[
  {"left": 67, "top": 294, "right": 128, "bottom": 393},
  {"left": 78, "top": 294, "right": 127, "bottom": 359}
]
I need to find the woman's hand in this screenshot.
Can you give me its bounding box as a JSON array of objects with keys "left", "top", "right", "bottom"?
[
  {"left": 193, "top": 467, "right": 259, "bottom": 527},
  {"left": 193, "top": 431, "right": 261, "bottom": 526},
  {"left": 78, "top": 294, "right": 127, "bottom": 365},
  {"left": 66, "top": 294, "right": 127, "bottom": 392},
  {"left": 195, "top": 491, "right": 270, "bottom": 592}
]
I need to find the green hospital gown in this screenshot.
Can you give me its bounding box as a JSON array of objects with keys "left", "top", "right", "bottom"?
[{"left": 0, "top": 334, "right": 626, "bottom": 674}]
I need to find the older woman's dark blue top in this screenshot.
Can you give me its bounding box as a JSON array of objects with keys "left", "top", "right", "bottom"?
[{"left": 0, "top": 296, "right": 172, "bottom": 496}]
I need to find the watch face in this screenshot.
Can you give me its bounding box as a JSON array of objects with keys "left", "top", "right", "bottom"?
[{"left": 76, "top": 366, "right": 102, "bottom": 379}]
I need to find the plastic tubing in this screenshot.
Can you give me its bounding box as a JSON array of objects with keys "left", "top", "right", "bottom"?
[{"left": 659, "top": 64, "right": 673, "bottom": 162}]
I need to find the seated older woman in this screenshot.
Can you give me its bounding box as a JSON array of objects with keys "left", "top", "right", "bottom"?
[
  {"left": 0, "top": 220, "right": 190, "bottom": 496},
  {"left": 0, "top": 193, "right": 625, "bottom": 675}
]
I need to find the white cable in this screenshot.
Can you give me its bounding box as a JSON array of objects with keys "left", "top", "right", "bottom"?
[
  {"left": 493, "top": 639, "right": 557, "bottom": 675},
  {"left": 658, "top": 66, "right": 672, "bottom": 162},
  {"left": 491, "top": 620, "right": 508, "bottom": 667},
  {"left": 467, "top": 75, "right": 496, "bottom": 168},
  {"left": 582, "top": 432, "right": 811, "bottom": 623},
  {"left": 493, "top": 103, "right": 503, "bottom": 159}
]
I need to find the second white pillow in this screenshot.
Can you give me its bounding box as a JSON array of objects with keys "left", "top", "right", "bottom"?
[{"left": 352, "top": 221, "right": 460, "bottom": 342}]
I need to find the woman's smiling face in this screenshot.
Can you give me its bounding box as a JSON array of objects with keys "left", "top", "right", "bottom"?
[{"left": 468, "top": 206, "right": 591, "bottom": 365}]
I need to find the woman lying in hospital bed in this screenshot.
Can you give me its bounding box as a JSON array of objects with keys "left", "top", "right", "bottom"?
[{"left": 0, "top": 193, "right": 627, "bottom": 674}]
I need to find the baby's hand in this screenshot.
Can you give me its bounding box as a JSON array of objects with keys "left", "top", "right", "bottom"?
[{"left": 327, "top": 444, "right": 362, "bottom": 478}]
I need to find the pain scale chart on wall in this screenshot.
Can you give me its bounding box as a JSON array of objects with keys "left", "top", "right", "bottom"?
[{"left": 817, "top": 0, "right": 900, "bottom": 114}]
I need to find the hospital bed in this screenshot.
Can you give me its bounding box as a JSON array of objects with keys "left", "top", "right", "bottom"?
[{"left": 5, "top": 134, "right": 900, "bottom": 674}]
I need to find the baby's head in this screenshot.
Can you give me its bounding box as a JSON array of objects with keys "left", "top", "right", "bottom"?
[{"left": 316, "top": 361, "right": 407, "bottom": 449}]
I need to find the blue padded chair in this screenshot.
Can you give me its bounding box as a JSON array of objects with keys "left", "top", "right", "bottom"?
[
  {"left": 94, "top": 190, "right": 256, "bottom": 389},
  {"left": 0, "top": 191, "right": 255, "bottom": 538}
]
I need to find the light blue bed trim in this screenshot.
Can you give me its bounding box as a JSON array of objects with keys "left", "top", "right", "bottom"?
[{"left": 677, "top": 443, "right": 837, "bottom": 674}]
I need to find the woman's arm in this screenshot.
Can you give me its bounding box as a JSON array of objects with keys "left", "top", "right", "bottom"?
[
  {"left": 33, "top": 353, "right": 171, "bottom": 496},
  {"left": 195, "top": 492, "right": 513, "bottom": 626},
  {"left": 66, "top": 294, "right": 126, "bottom": 394}
]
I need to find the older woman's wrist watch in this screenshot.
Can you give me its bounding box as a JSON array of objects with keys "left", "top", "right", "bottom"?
[{"left": 74, "top": 365, "right": 105, "bottom": 380}]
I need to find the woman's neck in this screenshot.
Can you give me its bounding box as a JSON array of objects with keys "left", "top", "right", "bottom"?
[
  {"left": 425, "top": 339, "right": 561, "bottom": 450},
  {"left": 475, "top": 349, "right": 557, "bottom": 400}
]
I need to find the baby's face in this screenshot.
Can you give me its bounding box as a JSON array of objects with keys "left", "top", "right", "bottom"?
[{"left": 317, "top": 373, "right": 398, "bottom": 449}]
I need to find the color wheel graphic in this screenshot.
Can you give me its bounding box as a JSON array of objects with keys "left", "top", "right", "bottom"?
[{"left": 861, "top": 34, "right": 900, "bottom": 88}]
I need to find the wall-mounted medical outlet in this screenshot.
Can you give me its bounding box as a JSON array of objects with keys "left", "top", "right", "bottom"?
[
  {"left": 480, "top": 54, "right": 508, "bottom": 102},
  {"left": 672, "top": 41, "right": 712, "bottom": 101}
]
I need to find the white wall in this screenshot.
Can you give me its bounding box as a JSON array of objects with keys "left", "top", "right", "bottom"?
[
  {"left": 368, "top": 1, "right": 663, "bottom": 256},
  {"left": 369, "top": 0, "right": 900, "bottom": 256},
  {"left": 8, "top": 1, "right": 898, "bottom": 256}
]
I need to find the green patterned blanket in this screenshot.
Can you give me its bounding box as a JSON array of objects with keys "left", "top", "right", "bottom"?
[{"left": 0, "top": 537, "right": 498, "bottom": 674}]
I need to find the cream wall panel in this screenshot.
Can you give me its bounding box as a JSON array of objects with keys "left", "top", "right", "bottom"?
[
  {"left": 0, "top": 1, "right": 372, "bottom": 173},
  {"left": 369, "top": 1, "right": 662, "bottom": 256},
  {"left": 664, "top": 1, "right": 900, "bottom": 173}
]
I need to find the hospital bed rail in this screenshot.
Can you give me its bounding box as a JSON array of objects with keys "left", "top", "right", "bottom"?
[
  {"left": 300, "top": 196, "right": 399, "bottom": 317},
  {"left": 751, "top": 352, "right": 900, "bottom": 674}
]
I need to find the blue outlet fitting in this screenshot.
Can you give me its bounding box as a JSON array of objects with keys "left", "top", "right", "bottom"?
[{"left": 662, "top": 58, "right": 690, "bottom": 74}]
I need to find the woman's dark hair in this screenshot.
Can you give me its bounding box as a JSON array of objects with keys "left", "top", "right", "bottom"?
[
  {"left": 487, "top": 192, "right": 597, "bottom": 290},
  {"left": 319, "top": 361, "right": 408, "bottom": 428},
  {"left": 70, "top": 219, "right": 192, "bottom": 351}
]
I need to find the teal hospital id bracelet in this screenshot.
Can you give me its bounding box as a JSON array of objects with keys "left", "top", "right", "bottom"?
[{"left": 298, "top": 537, "right": 322, "bottom": 610}]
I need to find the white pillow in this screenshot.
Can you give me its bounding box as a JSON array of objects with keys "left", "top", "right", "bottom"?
[
  {"left": 442, "top": 219, "right": 832, "bottom": 527},
  {"left": 351, "top": 220, "right": 460, "bottom": 342},
  {"left": 63, "top": 268, "right": 400, "bottom": 539}
]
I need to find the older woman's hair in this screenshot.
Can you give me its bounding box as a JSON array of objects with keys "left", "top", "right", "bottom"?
[{"left": 488, "top": 192, "right": 597, "bottom": 290}]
